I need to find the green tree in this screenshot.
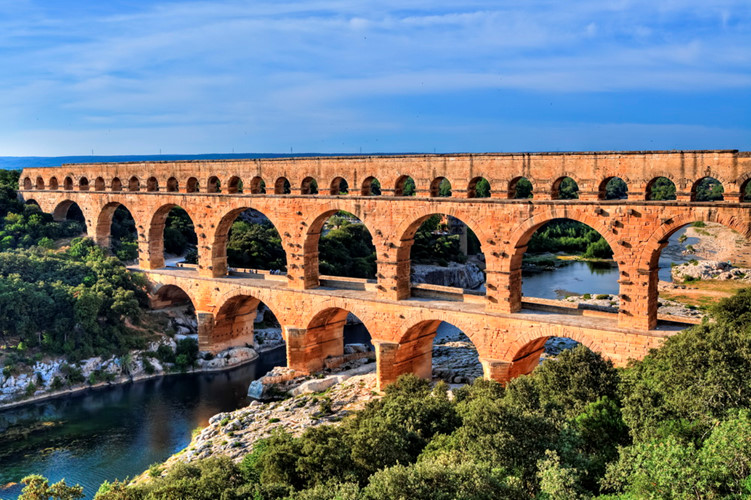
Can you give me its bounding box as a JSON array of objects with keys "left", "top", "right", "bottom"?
[{"left": 18, "top": 475, "right": 84, "bottom": 500}]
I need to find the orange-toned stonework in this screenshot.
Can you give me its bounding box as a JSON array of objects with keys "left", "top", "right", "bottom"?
[{"left": 20, "top": 150, "right": 751, "bottom": 389}]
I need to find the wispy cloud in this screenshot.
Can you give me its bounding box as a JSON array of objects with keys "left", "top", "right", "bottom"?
[{"left": 0, "top": 0, "right": 748, "bottom": 154}]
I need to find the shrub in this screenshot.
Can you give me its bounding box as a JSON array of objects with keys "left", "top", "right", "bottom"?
[{"left": 595, "top": 294, "right": 609, "bottom": 300}]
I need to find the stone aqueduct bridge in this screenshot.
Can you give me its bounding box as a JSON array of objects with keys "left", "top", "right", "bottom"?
[{"left": 20, "top": 150, "right": 751, "bottom": 389}]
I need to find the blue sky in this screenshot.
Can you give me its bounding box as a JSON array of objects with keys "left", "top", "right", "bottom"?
[{"left": 0, "top": 0, "right": 749, "bottom": 155}]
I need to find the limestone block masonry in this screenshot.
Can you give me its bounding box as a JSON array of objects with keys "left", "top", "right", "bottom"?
[{"left": 20, "top": 150, "right": 751, "bottom": 389}]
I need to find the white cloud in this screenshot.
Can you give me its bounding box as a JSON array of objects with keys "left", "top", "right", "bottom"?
[{"left": 0, "top": 0, "right": 748, "bottom": 154}]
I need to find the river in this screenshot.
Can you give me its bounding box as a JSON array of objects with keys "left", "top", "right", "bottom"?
[
  {"left": 0, "top": 347, "right": 287, "bottom": 499},
  {"left": 0, "top": 229, "right": 698, "bottom": 499},
  {"left": 521, "top": 228, "right": 699, "bottom": 299}
]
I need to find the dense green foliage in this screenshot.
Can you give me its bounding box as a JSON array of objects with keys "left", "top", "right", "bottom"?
[
  {"left": 0, "top": 171, "right": 84, "bottom": 250},
  {"left": 604, "top": 178, "right": 628, "bottom": 200},
  {"left": 558, "top": 177, "right": 579, "bottom": 199},
  {"left": 527, "top": 220, "right": 614, "bottom": 259},
  {"left": 21, "top": 288, "right": 751, "bottom": 499},
  {"left": 0, "top": 238, "right": 149, "bottom": 359},
  {"left": 694, "top": 177, "right": 724, "bottom": 201},
  {"left": 318, "top": 215, "right": 377, "bottom": 278},
  {"left": 648, "top": 176, "right": 677, "bottom": 200},
  {"left": 227, "top": 220, "right": 287, "bottom": 271}
]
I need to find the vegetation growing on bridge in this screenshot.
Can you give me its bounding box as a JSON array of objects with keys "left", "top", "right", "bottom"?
[{"left": 27, "top": 288, "right": 751, "bottom": 499}]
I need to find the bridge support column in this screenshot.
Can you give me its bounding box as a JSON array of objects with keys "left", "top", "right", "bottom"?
[
  {"left": 197, "top": 311, "right": 215, "bottom": 352},
  {"left": 485, "top": 269, "right": 522, "bottom": 313},
  {"left": 374, "top": 341, "right": 400, "bottom": 390},
  {"left": 285, "top": 325, "right": 344, "bottom": 374},
  {"left": 375, "top": 259, "right": 411, "bottom": 300},
  {"left": 479, "top": 358, "right": 512, "bottom": 384},
  {"left": 617, "top": 264, "right": 658, "bottom": 330}
]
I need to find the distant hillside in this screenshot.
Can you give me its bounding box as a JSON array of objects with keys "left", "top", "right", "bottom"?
[{"left": 0, "top": 153, "right": 348, "bottom": 170}]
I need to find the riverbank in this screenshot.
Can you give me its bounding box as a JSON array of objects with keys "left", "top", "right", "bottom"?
[{"left": 0, "top": 342, "right": 269, "bottom": 411}]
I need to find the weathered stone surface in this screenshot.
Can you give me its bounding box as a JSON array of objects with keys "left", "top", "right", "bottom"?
[{"left": 19, "top": 150, "right": 751, "bottom": 389}]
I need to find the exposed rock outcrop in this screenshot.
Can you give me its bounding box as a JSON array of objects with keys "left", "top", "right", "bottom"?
[{"left": 411, "top": 262, "right": 485, "bottom": 289}]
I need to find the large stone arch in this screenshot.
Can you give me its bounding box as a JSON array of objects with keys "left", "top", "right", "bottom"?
[
  {"left": 389, "top": 208, "right": 490, "bottom": 299},
  {"left": 498, "top": 208, "right": 624, "bottom": 312},
  {"left": 209, "top": 205, "right": 290, "bottom": 277},
  {"left": 377, "top": 317, "right": 484, "bottom": 387},
  {"left": 211, "top": 292, "right": 282, "bottom": 352},
  {"left": 504, "top": 328, "right": 602, "bottom": 381},
  {"left": 94, "top": 200, "right": 140, "bottom": 250},
  {"left": 145, "top": 203, "right": 202, "bottom": 270},
  {"left": 301, "top": 206, "right": 382, "bottom": 288},
  {"left": 150, "top": 283, "right": 199, "bottom": 312},
  {"left": 287, "top": 306, "right": 376, "bottom": 373}
]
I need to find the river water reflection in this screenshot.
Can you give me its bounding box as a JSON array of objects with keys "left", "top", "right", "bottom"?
[
  {"left": 521, "top": 228, "right": 696, "bottom": 299},
  {"left": 0, "top": 347, "right": 286, "bottom": 499}
]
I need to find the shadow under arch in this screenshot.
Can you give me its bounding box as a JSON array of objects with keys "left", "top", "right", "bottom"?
[
  {"left": 302, "top": 207, "right": 380, "bottom": 287},
  {"left": 151, "top": 283, "right": 198, "bottom": 312},
  {"left": 95, "top": 201, "right": 137, "bottom": 251},
  {"left": 147, "top": 203, "right": 200, "bottom": 268},
  {"left": 212, "top": 293, "right": 285, "bottom": 354},
  {"left": 467, "top": 176, "right": 490, "bottom": 198},
  {"left": 210, "top": 206, "right": 288, "bottom": 277},
  {"left": 52, "top": 199, "right": 86, "bottom": 226},
  {"left": 506, "top": 331, "right": 599, "bottom": 380},
  {"left": 291, "top": 307, "right": 374, "bottom": 373},
  {"left": 394, "top": 211, "right": 487, "bottom": 296},
  {"left": 508, "top": 176, "right": 533, "bottom": 199},
  {"left": 382, "top": 319, "right": 482, "bottom": 386}
]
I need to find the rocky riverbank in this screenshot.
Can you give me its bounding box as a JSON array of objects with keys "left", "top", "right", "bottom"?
[{"left": 412, "top": 262, "right": 485, "bottom": 289}]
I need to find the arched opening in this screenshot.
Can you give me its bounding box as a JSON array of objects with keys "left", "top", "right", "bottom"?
[
  {"left": 551, "top": 176, "right": 579, "bottom": 199},
  {"left": 652, "top": 220, "right": 751, "bottom": 321},
  {"left": 146, "top": 177, "right": 159, "bottom": 192},
  {"left": 467, "top": 177, "right": 490, "bottom": 198},
  {"left": 150, "top": 205, "right": 199, "bottom": 267},
  {"left": 78, "top": 177, "right": 89, "bottom": 191},
  {"left": 23, "top": 177, "right": 32, "bottom": 190},
  {"left": 599, "top": 177, "right": 628, "bottom": 200},
  {"left": 520, "top": 219, "right": 618, "bottom": 308},
  {"left": 186, "top": 177, "right": 199, "bottom": 193},
  {"left": 128, "top": 176, "right": 140, "bottom": 192},
  {"left": 35, "top": 177, "right": 44, "bottom": 190},
  {"left": 111, "top": 177, "right": 122, "bottom": 192},
  {"left": 98, "top": 203, "right": 138, "bottom": 262},
  {"left": 227, "top": 176, "right": 242, "bottom": 194},
  {"left": 330, "top": 177, "right": 349, "bottom": 195},
  {"left": 213, "top": 295, "right": 285, "bottom": 358},
  {"left": 408, "top": 214, "right": 485, "bottom": 292},
  {"left": 250, "top": 176, "right": 266, "bottom": 194},
  {"left": 301, "top": 177, "right": 318, "bottom": 195},
  {"left": 316, "top": 211, "right": 377, "bottom": 280},
  {"left": 430, "top": 177, "right": 452, "bottom": 197},
  {"left": 294, "top": 308, "right": 373, "bottom": 373},
  {"left": 385, "top": 320, "right": 482, "bottom": 386},
  {"left": 52, "top": 200, "right": 86, "bottom": 225},
  {"left": 743, "top": 179, "right": 751, "bottom": 202},
  {"left": 213, "top": 208, "right": 287, "bottom": 276},
  {"left": 395, "top": 175, "right": 416, "bottom": 196},
  {"left": 166, "top": 177, "right": 179, "bottom": 192},
  {"left": 509, "top": 177, "right": 533, "bottom": 199},
  {"left": 275, "top": 177, "right": 291, "bottom": 194},
  {"left": 507, "top": 336, "right": 584, "bottom": 380},
  {"left": 94, "top": 177, "right": 105, "bottom": 191},
  {"left": 49, "top": 177, "right": 59, "bottom": 190},
  {"left": 361, "top": 177, "right": 380, "bottom": 196},
  {"left": 207, "top": 176, "right": 221, "bottom": 193},
  {"left": 25, "top": 199, "right": 39, "bottom": 207},
  {"left": 150, "top": 285, "right": 198, "bottom": 342},
  {"left": 646, "top": 177, "right": 676, "bottom": 200},
  {"left": 63, "top": 176, "right": 73, "bottom": 190},
  {"left": 691, "top": 177, "right": 724, "bottom": 201}
]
